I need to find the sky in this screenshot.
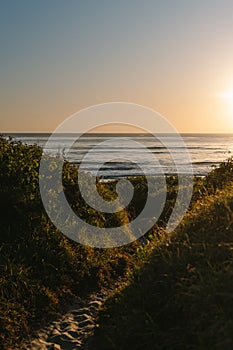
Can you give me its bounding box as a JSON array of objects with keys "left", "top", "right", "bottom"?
[{"left": 1, "top": 0, "right": 233, "bottom": 133}]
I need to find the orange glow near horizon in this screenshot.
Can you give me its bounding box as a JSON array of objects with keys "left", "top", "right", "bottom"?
[{"left": 2, "top": 2, "right": 233, "bottom": 133}]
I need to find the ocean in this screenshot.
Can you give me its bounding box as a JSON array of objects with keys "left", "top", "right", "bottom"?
[{"left": 5, "top": 133, "right": 233, "bottom": 179}]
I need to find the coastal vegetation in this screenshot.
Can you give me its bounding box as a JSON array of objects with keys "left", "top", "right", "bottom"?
[
  {"left": 1, "top": 135, "right": 233, "bottom": 348},
  {"left": 94, "top": 161, "right": 233, "bottom": 349}
]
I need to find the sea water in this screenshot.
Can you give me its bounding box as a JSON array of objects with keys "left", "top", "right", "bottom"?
[{"left": 7, "top": 133, "right": 233, "bottom": 178}]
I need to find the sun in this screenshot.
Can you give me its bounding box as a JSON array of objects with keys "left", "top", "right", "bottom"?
[
  {"left": 219, "top": 92, "right": 233, "bottom": 99},
  {"left": 217, "top": 91, "right": 233, "bottom": 116}
]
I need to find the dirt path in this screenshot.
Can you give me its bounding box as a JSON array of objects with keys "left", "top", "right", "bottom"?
[{"left": 23, "top": 290, "right": 107, "bottom": 350}]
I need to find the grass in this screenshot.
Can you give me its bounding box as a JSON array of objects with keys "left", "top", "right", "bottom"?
[
  {"left": 0, "top": 135, "right": 175, "bottom": 348},
  {"left": 0, "top": 136, "right": 139, "bottom": 348},
  {"left": 94, "top": 161, "right": 233, "bottom": 349},
  {"left": 1, "top": 135, "right": 233, "bottom": 349}
]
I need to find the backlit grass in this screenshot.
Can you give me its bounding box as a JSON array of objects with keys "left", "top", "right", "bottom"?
[{"left": 94, "top": 160, "right": 233, "bottom": 350}]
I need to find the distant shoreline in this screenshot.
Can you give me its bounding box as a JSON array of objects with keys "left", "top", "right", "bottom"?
[
  {"left": 2, "top": 133, "right": 232, "bottom": 178},
  {"left": 3, "top": 132, "right": 233, "bottom": 136}
]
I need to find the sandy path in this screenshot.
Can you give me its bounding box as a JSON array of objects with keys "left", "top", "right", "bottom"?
[{"left": 23, "top": 291, "right": 106, "bottom": 350}]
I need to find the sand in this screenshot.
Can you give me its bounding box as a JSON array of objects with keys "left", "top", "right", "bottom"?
[{"left": 22, "top": 291, "right": 106, "bottom": 350}]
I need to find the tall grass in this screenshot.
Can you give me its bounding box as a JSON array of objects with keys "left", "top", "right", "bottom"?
[
  {"left": 2, "top": 135, "right": 231, "bottom": 349},
  {"left": 1, "top": 135, "right": 179, "bottom": 348},
  {"left": 94, "top": 160, "right": 233, "bottom": 349},
  {"left": 0, "top": 136, "right": 143, "bottom": 348}
]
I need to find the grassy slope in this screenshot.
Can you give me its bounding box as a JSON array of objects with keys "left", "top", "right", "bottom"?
[
  {"left": 94, "top": 163, "right": 233, "bottom": 350},
  {"left": 2, "top": 135, "right": 233, "bottom": 349},
  {"left": 0, "top": 136, "right": 145, "bottom": 348},
  {"left": 1, "top": 136, "right": 178, "bottom": 348}
]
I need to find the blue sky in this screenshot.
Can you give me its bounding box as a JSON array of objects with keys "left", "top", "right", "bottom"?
[{"left": 1, "top": 0, "right": 233, "bottom": 132}]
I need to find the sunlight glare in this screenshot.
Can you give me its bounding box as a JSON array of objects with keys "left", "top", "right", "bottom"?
[
  {"left": 217, "top": 91, "right": 233, "bottom": 119},
  {"left": 218, "top": 91, "right": 233, "bottom": 99}
]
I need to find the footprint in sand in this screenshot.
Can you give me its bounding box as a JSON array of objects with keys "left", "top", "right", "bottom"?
[{"left": 23, "top": 294, "right": 104, "bottom": 350}]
